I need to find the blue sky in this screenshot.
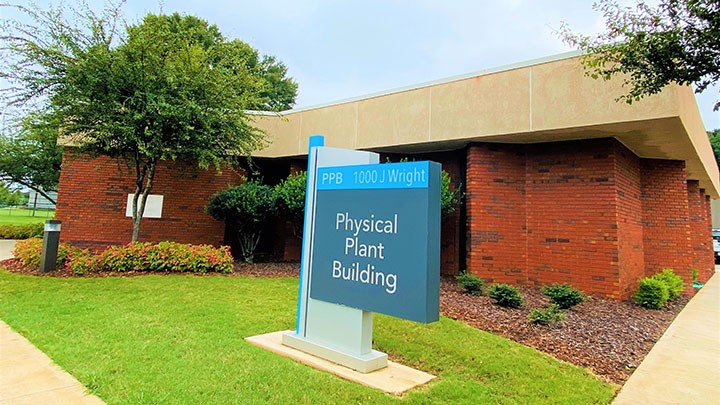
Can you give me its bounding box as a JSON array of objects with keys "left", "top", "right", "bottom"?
[{"left": 5, "top": 0, "right": 719, "bottom": 129}]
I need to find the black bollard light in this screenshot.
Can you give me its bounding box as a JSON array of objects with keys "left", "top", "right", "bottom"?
[{"left": 39, "top": 220, "right": 61, "bottom": 273}]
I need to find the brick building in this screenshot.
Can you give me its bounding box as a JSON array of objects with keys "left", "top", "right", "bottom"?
[{"left": 56, "top": 51, "right": 718, "bottom": 300}]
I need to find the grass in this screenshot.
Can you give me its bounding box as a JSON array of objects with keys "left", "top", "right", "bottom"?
[
  {"left": 0, "top": 270, "right": 617, "bottom": 404},
  {"left": 0, "top": 207, "right": 54, "bottom": 226}
]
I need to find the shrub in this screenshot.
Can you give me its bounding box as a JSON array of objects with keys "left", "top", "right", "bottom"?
[
  {"left": 13, "top": 237, "right": 84, "bottom": 268},
  {"left": 633, "top": 277, "right": 669, "bottom": 309},
  {"left": 275, "top": 171, "right": 307, "bottom": 223},
  {"left": 12, "top": 237, "right": 43, "bottom": 266},
  {"left": 488, "top": 284, "right": 524, "bottom": 308},
  {"left": 207, "top": 179, "right": 277, "bottom": 263},
  {"left": 100, "top": 242, "right": 233, "bottom": 273},
  {"left": 456, "top": 272, "right": 484, "bottom": 296},
  {"left": 440, "top": 171, "right": 464, "bottom": 216},
  {"left": 541, "top": 283, "right": 585, "bottom": 309},
  {"left": 651, "top": 268, "right": 684, "bottom": 300},
  {"left": 65, "top": 248, "right": 96, "bottom": 275},
  {"left": 528, "top": 304, "right": 566, "bottom": 326},
  {"left": 0, "top": 223, "right": 44, "bottom": 239}
]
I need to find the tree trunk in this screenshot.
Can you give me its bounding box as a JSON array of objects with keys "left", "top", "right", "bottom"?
[{"left": 131, "top": 158, "right": 157, "bottom": 243}]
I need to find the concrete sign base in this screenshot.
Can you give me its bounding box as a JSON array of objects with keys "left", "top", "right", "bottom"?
[
  {"left": 282, "top": 331, "right": 387, "bottom": 373},
  {"left": 247, "top": 331, "right": 435, "bottom": 394}
]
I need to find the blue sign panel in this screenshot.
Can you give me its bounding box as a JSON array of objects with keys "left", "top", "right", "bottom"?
[{"left": 309, "top": 161, "right": 441, "bottom": 323}]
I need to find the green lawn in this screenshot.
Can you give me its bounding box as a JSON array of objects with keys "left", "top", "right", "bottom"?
[
  {"left": 0, "top": 207, "right": 54, "bottom": 225},
  {"left": 0, "top": 270, "right": 616, "bottom": 404}
]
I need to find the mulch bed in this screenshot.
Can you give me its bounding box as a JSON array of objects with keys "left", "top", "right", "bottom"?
[
  {"left": 440, "top": 276, "right": 689, "bottom": 384},
  {"left": 1, "top": 259, "right": 687, "bottom": 385}
]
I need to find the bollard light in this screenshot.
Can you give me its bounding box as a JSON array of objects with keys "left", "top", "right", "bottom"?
[{"left": 39, "top": 219, "right": 61, "bottom": 273}]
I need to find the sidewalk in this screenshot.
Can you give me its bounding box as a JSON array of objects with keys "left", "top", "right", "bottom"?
[
  {"left": 613, "top": 272, "right": 720, "bottom": 404},
  {"left": 0, "top": 240, "right": 15, "bottom": 261},
  {"left": 0, "top": 240, "right": 104, "bottom": 404}
]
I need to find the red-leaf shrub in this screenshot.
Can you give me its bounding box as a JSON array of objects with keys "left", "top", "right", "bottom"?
[
  {"left": 13, "top": 239, "right": 234, "bottom": 274},
  {"left": 100, "top": 242, "right": 233, "bottom": 273},
  {"left": 13, "top": 237, "right": 84, "bottom": 267}
]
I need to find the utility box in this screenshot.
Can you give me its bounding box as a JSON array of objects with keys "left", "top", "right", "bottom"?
[{"left": 39, "top": 220, "right": 61, "bottom": 273}]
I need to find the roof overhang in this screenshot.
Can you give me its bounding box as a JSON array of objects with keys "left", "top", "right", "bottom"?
[{"left": 249, "top": 51, "right": 719, "bottom": 197}]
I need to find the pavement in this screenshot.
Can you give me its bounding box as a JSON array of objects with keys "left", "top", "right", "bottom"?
[
  {"left": 613, "top": 269, "right": 720, "bottom": 404},
  {"left": 0, "top": 240, "right": 15, "bottom": 261},
  {"left": 0, "top": 240, "right": 105, "bottom": 404}
]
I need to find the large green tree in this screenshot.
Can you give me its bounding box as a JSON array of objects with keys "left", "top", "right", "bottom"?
[
  {"left": 0, "top": 113, "right": 62, "bottom": 204},
  {"left": 1, "top": 3, "right": 297, "bottom": 241},
  {"left": 560, "top": 0, "right": 720, "bottom": 110}
]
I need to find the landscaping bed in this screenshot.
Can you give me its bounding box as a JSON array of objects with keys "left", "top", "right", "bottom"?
[{"left": 440, "top": 276, "right": 689, "bottom": 384}]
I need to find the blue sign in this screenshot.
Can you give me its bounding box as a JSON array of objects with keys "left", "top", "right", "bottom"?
[{"left": 309, "top": 161, "right": 441, "bottom": 323}]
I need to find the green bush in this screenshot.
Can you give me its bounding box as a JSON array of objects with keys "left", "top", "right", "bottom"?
[
  {"left": 0, "top": 223, "right": 44, "bottom": 239},
  {"left": 275, "top": 171, "right": 307, "bottom": 222},
  {"left": 100, "top": 242, "right": 233, "bottom": 273},
  {"left": 456, "top": 272, "right": 484, "bottom": 296},
  {"left": 528, "top": 304, "right": 566, "bottom": 326},
  {"left": 651, "top": 268, "right": 684, "bottom": 300},
  {"left": 633, "top": 277, "right": 669, "bottom": 309},
  {"left": 488, "top": 284, "right": 524, "bottom": 308},
  {"left": 207, "top": 178, "right": 277, "bottom": 263},
  {"left": 541, "top": 283, "right": 585, "bottom": 309}
]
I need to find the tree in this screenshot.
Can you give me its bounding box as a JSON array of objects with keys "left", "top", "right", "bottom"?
[
  {"left": 560, "top": 0, "right": 720, "bottom": 110},
  {"left": 0, "top": 113, "right": 62, "bottom": 204},
  {"left": 207, "top": 179, "right": 277, "bottom": 263},
  {"left": 0, "top": 182, "right": 26, "bottom": 206},
  {"left": 1, "top": 4, "right": 298, "bottom": 241}
]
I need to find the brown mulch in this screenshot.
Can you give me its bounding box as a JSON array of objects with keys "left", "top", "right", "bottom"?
[
  {"left": 440, "top": 276, "right": 689, "bottom": 384},
  {"left": 1, "top": 259, "right": 686, "bottom": 385}
]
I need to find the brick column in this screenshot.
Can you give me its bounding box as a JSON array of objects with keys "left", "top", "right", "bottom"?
[
  {"left": 525, "top": 139, "right": 621, "bottom": 297},
  {"left": 640, "top": 159, "right": 692, "bottom": 293},
  {"left": 688, "top": 182, "right": 714, "bottom": 288},
  {"left": 466, "top": 144, "right": 527, "bottom": 284}
]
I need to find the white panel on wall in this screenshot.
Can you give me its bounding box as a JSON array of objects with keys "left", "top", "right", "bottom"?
[{"left": 125, "top": 194, "right": 164, "bottom": 218}]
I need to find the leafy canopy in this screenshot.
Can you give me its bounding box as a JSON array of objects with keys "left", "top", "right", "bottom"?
[
  {"left": 560, "top": 0, "right": 720, "bottom": 110},
  {"left": 0, "top": 113, "right": 62, "bottom": 203}
]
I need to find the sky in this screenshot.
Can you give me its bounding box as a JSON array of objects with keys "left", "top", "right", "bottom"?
[{"left": 3, "top": 0, "right": 719, "bottom": 129}]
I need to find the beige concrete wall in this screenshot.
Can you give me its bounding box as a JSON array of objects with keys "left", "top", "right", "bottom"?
[{"left": 251, "top": 53, "right": 718, "bottom": 197}]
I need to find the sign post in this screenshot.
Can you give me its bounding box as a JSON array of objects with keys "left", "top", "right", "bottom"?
[{"left": 282, "top": 135, "right": 440, "bottom": 373}]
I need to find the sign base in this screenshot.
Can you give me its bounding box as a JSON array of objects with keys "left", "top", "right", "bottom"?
[
  {"left": 282, "top": 331, "right": 387, "bottom": 373},
  {"left": 246, "top": 331, "right": 435, "bottom": 394}
]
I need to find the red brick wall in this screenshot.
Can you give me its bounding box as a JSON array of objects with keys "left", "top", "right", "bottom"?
[
  {"left": 688, "top": 183, "right": 714, "bottom": 284},
  {"left": 466, "top": 144, "right": 527, "bottom": 284},
  {"left": 640, "top": 159, "right": 692, "bottom": 292},
  {"left": 701, "top": 195, "right": 714, "bottom": 283},
  {"left": 525, "top": 139, "right": 620, "bottom": 297},
  {"left": 615, "top": 143, "right": 645, "bottom": 299},
  {"left": 56, "top": 152, "right": 244, "bottom": 251},
  {"left": 465, "top": 139, "right": 704, "bottom": 299}
]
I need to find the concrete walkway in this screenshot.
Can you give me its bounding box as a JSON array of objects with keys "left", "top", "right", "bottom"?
[
  {"left": 0, "top": 240, "right": 104, "bottom": 404},
  {"left": 0, "top": 240, "right": 15, "bottom": 261},
  {"left": 614, "top": 272, "right": 720, "bottom": 404}
]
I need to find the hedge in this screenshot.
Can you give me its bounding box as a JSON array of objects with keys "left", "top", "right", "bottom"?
[{"left": 0, "top": 223, "right": 44, "bottom": 239}]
